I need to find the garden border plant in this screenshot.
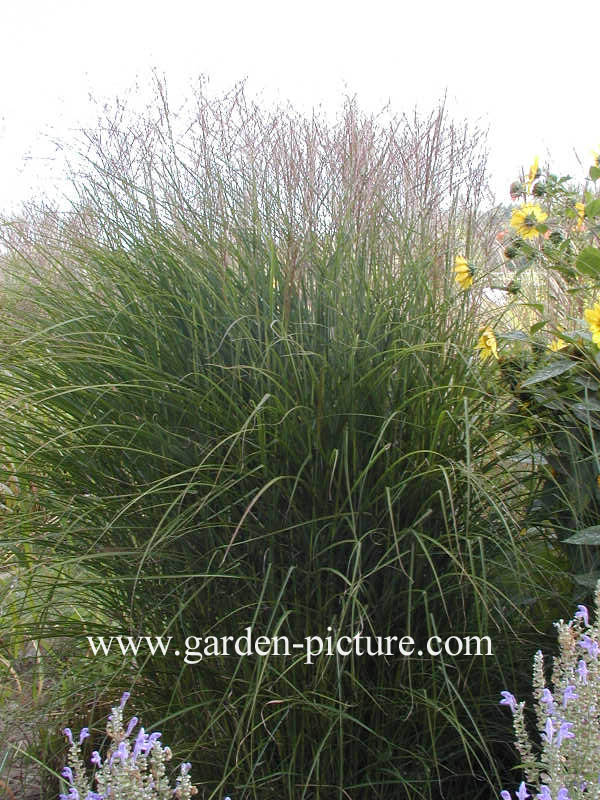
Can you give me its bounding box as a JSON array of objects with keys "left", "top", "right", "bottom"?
[{"left": 0, "top": 80, "right": 569, "bottom": 799}]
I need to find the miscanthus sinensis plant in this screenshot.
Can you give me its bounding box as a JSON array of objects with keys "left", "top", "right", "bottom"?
[
  {"left": 499, "top": 582, "right": 600, "bottom": 800},
  {"left": 59, "top": 693, "right": 203, "bottom": 800}
]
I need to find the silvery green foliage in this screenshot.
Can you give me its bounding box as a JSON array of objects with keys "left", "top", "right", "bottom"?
[
  {"left": 499, "top": 582, "right": 600, "bottom": 800},
  {"left": 60, "top": 693, "right": 197, "bottom": 800}
]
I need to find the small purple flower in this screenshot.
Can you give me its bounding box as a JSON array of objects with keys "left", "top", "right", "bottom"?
[
  {"left": 144, "top": 731, "right": 161, "bottom": 754},
  {"left": 516, "top": 782, "right": 530, "bottom": 800},
  {"left": 579, "top": 635, "right": 599, "bottom": 658},
  {"left": 542, "top": 717, "right": 554, "bottom": 744},
  {"left": 575, "top": 605, "right": 589, "bottom": 627},
  {"left": 180, "top": 762, "right": 191, "bottom": 775},
  {"left": 540, "top": 688, "right": 555, "bottom": 714},
  {"left": 500, "top": 691, "right": 518, "bottom": 713},
  {"left": 90, "top": 751, "right": 102, "bottom": 768},
  {"left": 557, "top": 789, "right": 571, "bottom": 800},
  {"left": 562, "top": 685, "right": 578, "bottom": 709},
  {"left": 500, "top": 794, "right": 511, "bottom": 800},
  {"left": 132, "top": 727, "right": 146, "bottom": 761},
  {"left": 109, "top": 741, "right": 128, "bottom": 765},
  {"left": 61, "top": 766, "right": 74, "bottom": 784},
  {"left": 556, "top": 721, "right": 574, "bottom": 747},
  {"left": 577, "top": 659, "right": 588, "bottom": 684},
  {"left": 537, "top": 786, "right": 551, "bottom": 800},
  {"left": 59, "top": 789, "right": 79, "bottom": 800},
  {"left": 63, "top": 728, "right": 74, "bottom": 745},
  {"left": 119, "top": 691, "right": 130, "bottom": 710},
  {"left": 125, "top": 716, "right": 138, "bottom": 737},
  {"left": 79, "top": 727, "right": 90, "bottom": 745},
  {"left": 85, "top": 794, "right": 104, "bottom": 800}
]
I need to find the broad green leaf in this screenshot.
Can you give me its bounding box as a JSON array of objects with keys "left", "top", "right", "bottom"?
[
  {"left": 521, "top": 359, "right": 575, "bottom": 387},
  {"left": 589, "top": 165, "right": 600, "bottom": 181},
  {"left": 500, "top": 330, "right": 528, "bottom": 341},
  {"left": 576, "top": 246, "right": 600, "bottom": 279},
  {"left": 573, "top": 398, "right": 600, "bottom": 413},
  {"left": 586, "top": 198, "right": 600, "bottom": 218},
  {"left": 574, "top": 375, "right": 600, "bottom": 391},
  {"left": 564, "top": 527, "right": 600, "bottom": 545}
]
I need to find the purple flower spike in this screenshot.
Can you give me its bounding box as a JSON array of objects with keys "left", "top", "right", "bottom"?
[
  {"left": 125, "top": 716, "right": 138, "bottom": 737},
  {"left": 63, "top": 728, "right": 74, "bottom": 745},
  {"left": 557, "top": 789, "right": 571, "bottom": 800},
  {"left": 119, "top": 691, "right": 131, "bottom": 709},
  {"left": 575, "top": 605, "right": 589, "bottom": 627},
  {"left": 556, "top": 721, "right": 574, "bottom": 747},
  {"left": 61, "top": 766, "right": 74, "bottom": 784},
  {"left": 562, "top": 684, "right": 578, "bottom": 708},
  {"left": 577, "top": 659, "right": 588, "bottom": 684},
  {"left": 516, "top": 782, "right": 530, "bottom": 800},
  {"left": 180, "top": 762, "right": 191, "bottom": 775},
  {"left": 79, "top": 727, "right": 90, "bottom": 745},
  {"left": 90, "top": 751, "right": 102, "bottom": 768},
  {"left": 500, "top": 691, "right": 518, "bottom": 713},
  {"left": 537, "top": 786, "right": 552, "bottom": 800}
]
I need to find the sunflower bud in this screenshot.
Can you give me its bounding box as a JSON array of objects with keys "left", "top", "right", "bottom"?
[
  {"left": 510, "top": 181, "right": 525, "bottom": 200},
  {"left": 532, "top": 181, "right": 546, "bottom": 197},
  {"left": 548, "top": 231, "right": 564, "bottom": 245}
]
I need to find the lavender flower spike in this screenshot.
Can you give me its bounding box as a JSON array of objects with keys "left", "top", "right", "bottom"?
[
  {"left": 500, "top": 792, "right": 512, "bottom": 800},
  {"left": 119, "top": 691, "right": 131, "bottom": 709},
  {"left": 557, "top": 789, "right": 571, "bottom": 800},
  {"left": 79, "top": 727, "right": 90, "bottom": 745},
  {"left": 63, "top": 728, "right": 74, "bottom": 745},
  {"left": 90, "top": 751, "right": 102, "bottom": 768},
  {"left": 125, "top": 716, "right": 138, "bottom": 737},
  {"left": 537, "top": 786, "right": 551, "bottom": 799},
  {"left": 500, "top": 691, "right": 518, "bottom": 713}
]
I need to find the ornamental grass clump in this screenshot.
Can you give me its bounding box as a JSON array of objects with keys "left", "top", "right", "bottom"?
[
  {"left": 60, "top": 693, "right": 198, "bottom": 800},
  {"left": 500, "top": 582, "right": 600, "bottom": 800}
]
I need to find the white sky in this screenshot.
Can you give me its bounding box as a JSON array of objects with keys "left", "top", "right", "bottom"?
[{"left": 1, "top": 0, "right": 598, "bottom": 215}]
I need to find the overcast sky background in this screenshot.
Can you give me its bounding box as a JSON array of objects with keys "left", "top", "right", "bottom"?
[{"left": 1, "top": 0, "right": 598, "bottom": 215}]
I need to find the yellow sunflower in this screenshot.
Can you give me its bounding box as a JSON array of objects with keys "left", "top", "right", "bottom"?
[
  {"left": 549, "top": 337, "right": 567, "bottom": 352},
  {"left": 526, "top": 156, "right": 540, "bottom": 192},
  {"left": 584, "top": 302, "right": 600, "bottom": 346},
  {"left": 510, "top": 203, "right": 548, "bottom": 239},
  {"left": 476, "top": 327, "right": 499, "bottom": 361},
  {"left": 454, "top": 255, "right": 473, "bottom": 289}
]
